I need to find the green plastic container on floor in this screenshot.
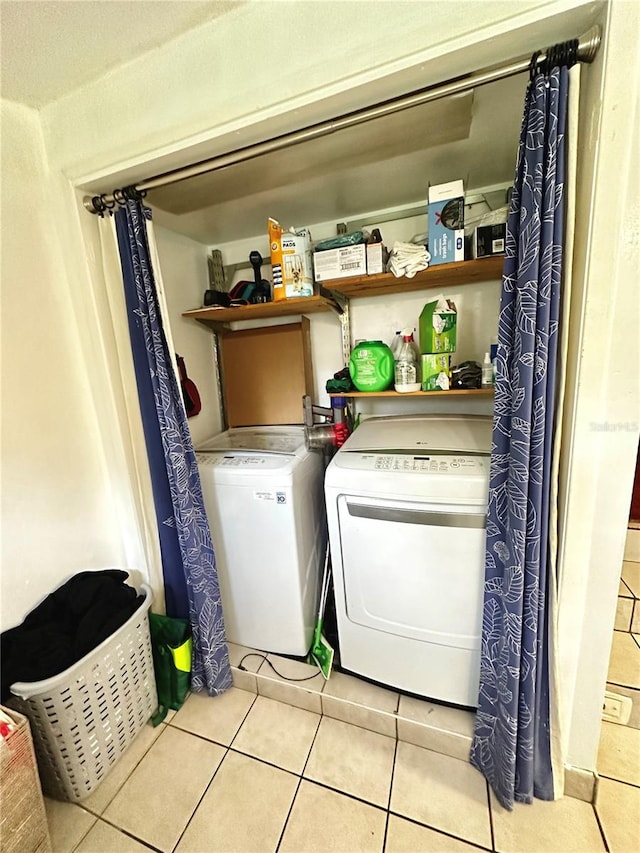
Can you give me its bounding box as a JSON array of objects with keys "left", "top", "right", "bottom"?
[{"left": 349, "top": 340, "right": 394, "bottom": 392}]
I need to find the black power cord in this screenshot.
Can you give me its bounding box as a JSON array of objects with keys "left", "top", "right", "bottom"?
[{"left": 238, "top": 652, "right": 321, "bottom": 682}]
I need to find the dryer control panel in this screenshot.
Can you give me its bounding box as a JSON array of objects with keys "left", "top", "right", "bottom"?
[{"left": 338, "top": 453, "right": 486, "bottom": 474}]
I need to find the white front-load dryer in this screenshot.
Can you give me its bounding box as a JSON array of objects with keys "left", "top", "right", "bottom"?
[
  {"left": 197, "top": 426, "right": 325, "bottom": 656},
  {"left": 325, "top": 414, "right": 491, "bottom": 707}
]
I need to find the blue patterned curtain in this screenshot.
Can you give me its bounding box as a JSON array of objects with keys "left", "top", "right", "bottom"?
[
  {"left": 470, "top": 65, "right": 569, "bottom": 809},
  {"left": 115, "top": 199, "right": 231, "bottom": 696}
]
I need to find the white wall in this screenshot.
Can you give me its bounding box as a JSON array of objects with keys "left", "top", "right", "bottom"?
[
  {"left": 153, "top": 225, "right": 222, "bottom": 444},
  {"left": 10, "top": 0, "right": 637, "bottom": 777},
  {"left": 0, "top": 100, "right": 124, "bottom": 629}
]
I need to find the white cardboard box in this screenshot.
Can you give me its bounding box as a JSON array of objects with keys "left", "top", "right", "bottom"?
[
  {"left": 313, "top": 244, "right": 367, "bottom": 282},
  {"left": 366, "top": 243, "right": 385, "bottom": 274}
]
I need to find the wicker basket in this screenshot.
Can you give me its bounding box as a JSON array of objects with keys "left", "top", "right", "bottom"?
[
  {"left": 8, "top": 584, "right": 157, "bottom": 802},
  {"left": 0, "top": 706, "right": 52, "bottom": 853}
]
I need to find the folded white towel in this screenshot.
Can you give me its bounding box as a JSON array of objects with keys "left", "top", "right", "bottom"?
[
  {"left": 389, "top": 241, "right": 431, "bottom": 278},
  {"left": 392, "top": 241, "right": 428, "bottom": 253}
]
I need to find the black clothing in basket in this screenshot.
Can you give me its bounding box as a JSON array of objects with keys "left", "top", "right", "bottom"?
[{"left": 1, "top": 570, "right": 142, "bottom": 702}]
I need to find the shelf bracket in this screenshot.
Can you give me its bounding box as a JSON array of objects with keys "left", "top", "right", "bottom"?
[
  {"left": 194, "top": 317, "right": 231, "bottom": 333},
  {"left": 319, "top": 286, "right": 344, "bottom": 314},
  {"left": 339, "top": 301, "right": 351, "bottom": 367},
  {"left": 317, "top": 287, "right": 350, "bottom": 366}
]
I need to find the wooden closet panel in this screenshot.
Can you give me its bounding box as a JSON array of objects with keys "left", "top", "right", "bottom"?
[{"left": 219, "top": 319, "right": 313, "bottom": 427}]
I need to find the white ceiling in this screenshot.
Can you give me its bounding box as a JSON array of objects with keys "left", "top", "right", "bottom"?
[
  {"left": 0, "top": 0, "right": 243, "bottom": 108},
  {"left": 148, "top": 74, "right": 523, "bottom": 245}
]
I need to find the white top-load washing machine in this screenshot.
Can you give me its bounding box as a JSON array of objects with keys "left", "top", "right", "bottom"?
[
  {"left": 197, "top": 426, "right": 325, "bottom": 656},
  {"left": 325, "top": 414, "right": 491, "bottom": 707}
]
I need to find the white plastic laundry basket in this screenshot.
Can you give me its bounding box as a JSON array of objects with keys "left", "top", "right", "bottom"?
[{"left": 8, "top": 584, "right": 157, "bottom": 802}]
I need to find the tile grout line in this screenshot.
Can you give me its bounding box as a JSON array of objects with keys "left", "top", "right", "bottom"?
[
  {"left": 618, "top": 577, "right": 633, "bottom": 597},
  {"left": 169, "top": 690, "right": 258, "bottom": 852},
  {"left": 145, "top": 705, "right": 490, "bottom": 852},
  {"left": 169, "top": 742, "right": 230, "bottom": 853},
  {"left": 221, "top": 690, "right": 493, "bottom": 847},
  {"left": 597, "top": 773, "right": 640, "bottom": 790},
  {"left": 606, "top": 677, "right": 640, "bottom": 692},
  {"left": 386, "top": 810, "right": 494, "bottom": 853},
  {"left": 67, "top": 723, "right": 172, "bottom": 850},
  {"left": 221, "top": 731, "right": 399, "bottom": 819},
  {"left": 66, "top": 807, "right": 98, "bottom": 853},
  {"left": 166, "top": 688, "right": 259, "bottom": 751},
  {"left": 80, "top": 723, "right": 169, "bottom": 819},
  {"left": 382, "top": 737, "right": 399, "bottom": 852},
  {"left": 227, "top": 744, "right": 313, "bottom": 778},
  {"left": 167, "top": 720, "right": 242, "bottom": 752},
  {"left": 274, "top": 775, "right": 304, "bottom": 853},
  {"left": 382, "top": 811, "right": 390, "bottom": 852},
  {"left": 87, "top": 815, "right": 162, "bottom": 852},
  {"left": 274, "top": 707, "right": 324, "bottom": 852},
  {"left": 226, "top": 690, "right": 259, "bottom": 750},
  {"left": 591, "top": 800, "right": 611, "bottom": 853},
  {"left": 296, "top": 777, "right": 391, "bottom": 817}
]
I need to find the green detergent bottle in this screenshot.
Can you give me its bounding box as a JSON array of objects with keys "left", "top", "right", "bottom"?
[{"left": 349, "top": 340, "right": 394, "bottom": 392}]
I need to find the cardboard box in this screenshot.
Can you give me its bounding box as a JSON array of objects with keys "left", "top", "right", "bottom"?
[
  {"left": 366, "top": 243, "right": 385, "bottom": 275},
  {"left": 419, "top": 296, "right": 457, "bottom": 353},
  {"left": 421, "top": 354, "right": 451, "bottom": 391},
  {"left": 269, "top": 218, "right": 314, "bottom": 300},
  {"left": 313, "top": 244, "right": 367, "bottom": 282},
  {"left": 474, "top": 223, "right": 507, "bottom": 258},
  {"left": 428, "top": 180, "right": 465, "bottom": 265}
]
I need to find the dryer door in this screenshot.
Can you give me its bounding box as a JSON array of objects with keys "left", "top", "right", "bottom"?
[{"left": 337, "top": 494, "right": 486, "bottom": 650}]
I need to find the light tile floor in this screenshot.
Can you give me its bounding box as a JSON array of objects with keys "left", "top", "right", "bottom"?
[{"left": 44, "top": 687, "right": 638, "bottom": 853}]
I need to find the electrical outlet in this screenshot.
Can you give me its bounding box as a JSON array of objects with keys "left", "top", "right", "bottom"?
[{"left": 602, "top": 690, "right": 633, "bottom": 725}]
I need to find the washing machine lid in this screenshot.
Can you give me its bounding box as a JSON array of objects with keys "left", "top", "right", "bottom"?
[
  {"left": 197, "top": 425, "right": 307, "bottom": 457},
  {"left": 340, "top": 414, "right": 492, "bottom": 455}
]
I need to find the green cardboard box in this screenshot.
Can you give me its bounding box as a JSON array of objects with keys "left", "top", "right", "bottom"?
[
  {"left": 421, "top": 354, "right": 451, "bottom": 391},
  {"left": 419, "top": 296, "right": 457, "bottom": 353}
]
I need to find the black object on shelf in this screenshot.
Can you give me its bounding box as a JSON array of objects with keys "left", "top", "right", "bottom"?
[
  {"left": 203, "top": 289, "right": 231, "bottom": 307},
  {"left": 249, "top": 250, "right": 272, "bottom": 303},
  {"left": 451, "top": 360, "right": 482, "bottom": 389}
]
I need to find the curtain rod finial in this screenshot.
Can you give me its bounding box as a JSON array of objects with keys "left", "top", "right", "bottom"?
[
  {"left": 578, "top": 25, "right": 602, "bottom": 63},
  {"left": 83, "top": 195, "right": 99, "bottom": 215}
]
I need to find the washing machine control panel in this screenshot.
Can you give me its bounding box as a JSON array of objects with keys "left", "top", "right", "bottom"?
[
  {"left": 196, "top": 452, "right": 292, "bottom": 470},
  {"left": 342, "top": 453, "right": 485, "bottom": 473},
  {"left": 197, "top": 453, "right": 267, "bottom": 467}
]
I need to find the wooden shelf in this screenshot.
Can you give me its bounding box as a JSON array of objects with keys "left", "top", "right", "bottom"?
[
  {"left": 183, "top": 259, "right": 503, "bottom": 329},
  {"left": 329, "top": 389, "right": 494, "bottom": 398},
  {"left": 323, "top": 256, "right": 504, "bottom": 298},
  {"left": 183, "top": 294, "right": 338, "bottom": 329}
]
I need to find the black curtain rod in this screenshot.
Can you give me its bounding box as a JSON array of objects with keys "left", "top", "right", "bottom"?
[{"left": 85, "top": 25, "right": 601, "bottom": 215}]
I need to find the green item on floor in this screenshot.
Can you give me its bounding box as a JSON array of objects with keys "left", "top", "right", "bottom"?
[
  {"left": 149, "top": 612, "right": 192, "bottom": 725},
  {"left": 308, "top": 545, "right": 334, "bottom": 680}
]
